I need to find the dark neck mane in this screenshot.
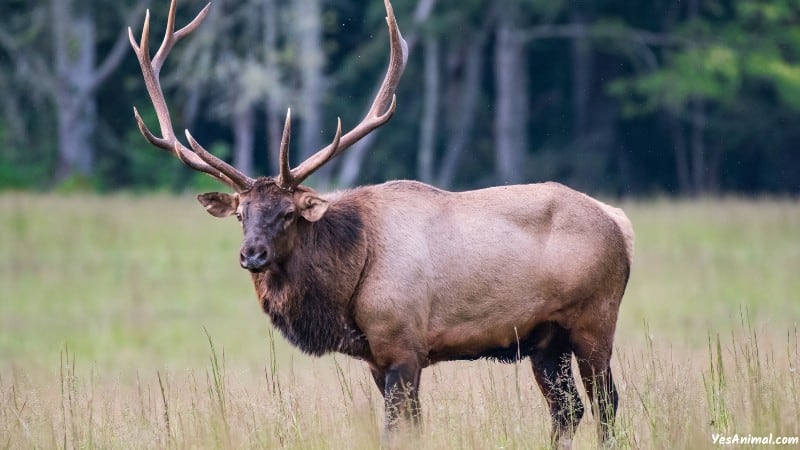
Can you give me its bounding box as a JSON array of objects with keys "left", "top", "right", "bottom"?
[{"left": 253, "top": 194, "right": 371, "bottom": 357}]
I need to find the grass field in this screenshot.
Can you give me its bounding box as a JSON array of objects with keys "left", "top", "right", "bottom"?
[{"left": 1, "top": 193, "right": 798, "bottom": 448}]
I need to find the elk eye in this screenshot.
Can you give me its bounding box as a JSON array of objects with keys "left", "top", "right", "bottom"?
[
  {"left": 235, "top": 212, "right": 242, "bottom": 221},
  {"left": 283, "top": 211, "right": 295, "bottom": 221}
]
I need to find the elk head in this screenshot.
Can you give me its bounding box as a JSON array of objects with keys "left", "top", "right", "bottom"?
[
  {"left": 130, "top": 0, "right": 407, "bottom": 272},
  {"left": 196, "top": 179, "right": 332, "bottom": 272}
]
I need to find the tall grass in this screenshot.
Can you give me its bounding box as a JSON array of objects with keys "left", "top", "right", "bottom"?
[{"left": 1, "top": 194, "right": 798, "bottom": 448}]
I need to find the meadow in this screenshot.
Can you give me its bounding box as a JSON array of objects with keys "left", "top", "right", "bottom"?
[{"left": 1, "top": 193, "right": 798, "bottom": 449}]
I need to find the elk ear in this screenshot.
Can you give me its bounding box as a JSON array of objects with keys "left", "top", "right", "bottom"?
[
  {"left": 295, "top": 192, "right": 329, "bottom": 222},
  {"left": 197, "top": 192, "right": 239, "bottom": 218}
]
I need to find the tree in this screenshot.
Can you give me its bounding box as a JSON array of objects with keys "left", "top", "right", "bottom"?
[
  {"left": 435, "top": 6, "right": 493, "bottom": 188},
  {"left": 0, "top": 0, "right": 146, "bottom": 183},
  {"left": 335, "top": 0, "right": 437, "bottom": 188},
  {"left": 609, "top": 0, "right": 800, "bottom": 195},
  {"left": 2, "top": 0, "right": 799, "bottom": 195},
  {"left": 170, "top": 0, "right": 273, "bottom": 178},
  {"left": 291, "top": 0, "right": 327, "bottom": 184},
  {"left": 494, "top": 2, "right": 529, "bottom": 185}
]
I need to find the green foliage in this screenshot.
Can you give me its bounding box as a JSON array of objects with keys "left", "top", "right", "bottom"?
[
  {"left": 52, "top": 174, "right": 101, "bottom": 193},
  {"left": 610, "top": 43, "right": 742, "bottom": 116},
  {"left": 611, "top": 0, "right": 800, "bottom": 116},
  {"left": 0, "top": 124, "right": 55, "bottom": 190},
  {"left": 0, "top": 158, "right": 36, "bottom": 190},
  {"left": 602, "top": 0, "right": 800, "bottom": 194},
  {"left": 1, "top": 0, "right": 800, "bottom": 194}
]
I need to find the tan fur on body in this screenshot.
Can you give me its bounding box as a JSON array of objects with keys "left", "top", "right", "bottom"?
[
  {"left": 263, "top": 180, "right": 634, "bottom": 370},
  {"left": 232, "top": 178, "right": 634, "bottom": 372}
]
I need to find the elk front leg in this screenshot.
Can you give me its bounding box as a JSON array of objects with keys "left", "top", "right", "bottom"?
[{"left": 371, "top": 360, "right": 422, "bottom": 433}]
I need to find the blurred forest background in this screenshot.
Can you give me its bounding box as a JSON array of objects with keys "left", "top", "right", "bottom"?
[{"left": 1, "top": 0, "right": 799, "bottom": 196}]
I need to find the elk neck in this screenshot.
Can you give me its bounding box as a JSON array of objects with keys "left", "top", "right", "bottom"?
[{"left": 252, "top": 189, "right": 373, "bottom": 358}]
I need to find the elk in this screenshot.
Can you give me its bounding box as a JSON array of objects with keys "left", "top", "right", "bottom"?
[{"left": 129, "top": 0, "right": 634, "bottom": 447}]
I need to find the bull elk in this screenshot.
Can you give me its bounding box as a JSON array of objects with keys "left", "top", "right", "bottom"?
[{"left": 129, "top": 0, "right": 634, "bottom": 447}]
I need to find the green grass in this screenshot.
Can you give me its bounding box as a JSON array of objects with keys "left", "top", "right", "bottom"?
[
  {"left": 621, "top": 199, "right": 800, "bottom": 343},
  {"left": 0, "top": 194, "right": 271, "bottom": 373},
  {"left": 1, "top": 194, "right": 798, "bottom": 448}
]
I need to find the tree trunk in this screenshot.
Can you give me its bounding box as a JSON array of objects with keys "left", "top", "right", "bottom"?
[
  {"left": 50, "top": 0, "right": 144, "bottom": 182},
  {"left": 337, "top": 0, "right": 438, "bottom": 188},
  {"left": 690, "top": 98, "right": 707, "bottom": 195},
  {"left": 232, "top": 105, "right": 256, "bottom": 176},
  {"left": 292, "top": 0, "right": 326, "bottom": 186},
  {"left": 667, "top": 113, "right": 691, "bottom": 194},
  {"left": 686, "top": 0, "right": 710, "bottom": 196},
  {"left": 53, "top": 2, "right": 96, "bottom": 180},
  {"left": 494, "top": 13, "right": 528, "bottom": 185},
  {"left": 55, "top": 96, "right": 97, "bottom": 182},
  {"left": 417, "top": 36, "right": 439, "bottom": 184},
  {"left": 708, "top": 142, "right": 723, "bottom": 195},
  {"left": 262, "top": 0, "right": 283, "bottom": 175},
  {"left": 570, "top": 11, "right": 592, "bottom": 140},
  {"left": 436, "top": 29, "right": 489, "bottom": 188}
]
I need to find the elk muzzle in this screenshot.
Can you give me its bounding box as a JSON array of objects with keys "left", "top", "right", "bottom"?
[{"left": 240, "top": 244, "right": 270, "bottom": 272}]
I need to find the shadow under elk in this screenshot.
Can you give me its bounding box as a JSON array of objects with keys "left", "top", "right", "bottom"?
[{"left": 129, "top": 0, "right": 634, "bottom": 447}]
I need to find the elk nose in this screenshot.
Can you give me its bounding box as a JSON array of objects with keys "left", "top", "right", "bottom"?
[{"left": 240, "top": 248, "right": 269, "bottom": 272}]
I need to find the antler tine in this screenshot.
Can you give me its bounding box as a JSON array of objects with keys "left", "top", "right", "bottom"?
[
  {"left": 129, "top": 0, "right": 254, "bottom": 191},
  {"left": 366, "top": 0, "right": 407, "bottom": 118},
  {"left": 283, "top": 0, "right": 408, "bottom": 187},
  {"left": 153, "top": 0, "right": 210, "bottom": 72},
  {"left": 276, "top": 111, "right": 344, "bottom": 190},
  {"left": 185, "top": 131, "right": 255, "bottom": 189},
  {"left": 132, "top": 107, "right": 235, "bottom": 186}
]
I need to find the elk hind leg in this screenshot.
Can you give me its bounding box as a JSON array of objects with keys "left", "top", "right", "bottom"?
[
  {"left": 529, "top": 322, "right": 584, "bottom": 449},
  {"left": 572, "top": 332, "right": 619, "bottom": 445}
]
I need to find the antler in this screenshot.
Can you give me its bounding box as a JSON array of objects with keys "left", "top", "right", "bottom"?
[
  {"left": 277, "top": 0, "right": 408, "bottom": 189},
  {"left": 129, "top": 0, "right": 254, "bottom": 191}
]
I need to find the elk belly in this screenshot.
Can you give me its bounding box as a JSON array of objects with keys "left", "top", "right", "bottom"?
[{"left": 426, "top": 321, "right": 540, "bottom": 364}]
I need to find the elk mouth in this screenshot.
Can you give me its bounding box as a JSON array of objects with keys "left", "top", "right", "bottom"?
[
  {"left": 240, "top": 254, "right": 270, "bottom": 273},
  {"left": 241, "top": 257, "right": 279, "bottom": 274},
  {"left": 241, "top": 262, "right": 270, "bottom": 274}
]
